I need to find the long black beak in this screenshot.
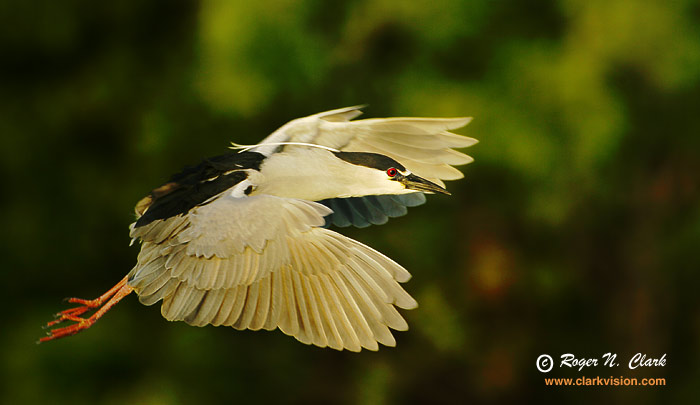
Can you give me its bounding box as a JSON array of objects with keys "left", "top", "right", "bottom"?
[{"left": 400, "top": 173, "right": 451, "bottom": 195}]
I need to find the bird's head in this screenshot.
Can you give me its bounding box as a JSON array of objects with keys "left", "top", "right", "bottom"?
[{"left": 333, "top": 151, "right": 450, "bottom": 196}]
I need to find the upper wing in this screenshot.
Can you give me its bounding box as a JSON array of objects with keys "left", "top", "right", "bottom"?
[
  {"left": 128, "top": 193, "right": 417, "bottom": 352},
  {"left": 254, "top": 106, "right": 477, "bottom": 186}
]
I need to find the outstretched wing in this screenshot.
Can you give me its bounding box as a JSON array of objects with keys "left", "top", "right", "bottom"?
[
  {"left": 254, "top": 106, "right": 476, "bottom": 186},
  {"left": 127, "top": 193, "right": 417, "bottom": 352}
]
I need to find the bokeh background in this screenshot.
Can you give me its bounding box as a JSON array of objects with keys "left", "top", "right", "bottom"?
[{"left": 2, "top": 0, "right": 700, "bottom": 403}]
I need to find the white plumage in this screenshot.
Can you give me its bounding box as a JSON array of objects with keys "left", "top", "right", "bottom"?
[{"left": 41, "top": 106, "right": 475, "bottom": 351}]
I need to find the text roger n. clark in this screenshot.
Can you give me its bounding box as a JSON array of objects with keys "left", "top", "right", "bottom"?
[{"left": 560, "top": 353, "right": 666, "bottom": 371}]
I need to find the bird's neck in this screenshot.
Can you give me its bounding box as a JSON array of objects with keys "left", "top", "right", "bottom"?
[{"left": 250, "top": 148, "right": 403, "bottom": 200}]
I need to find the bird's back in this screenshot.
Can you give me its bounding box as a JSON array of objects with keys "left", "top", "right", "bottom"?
[{"left": 134, "top": 151, "right": 265, "bottom": 227}]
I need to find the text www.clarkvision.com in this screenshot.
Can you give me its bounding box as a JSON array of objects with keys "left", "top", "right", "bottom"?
[{"left": 544, "top": 376, "right": 666, "bottom": 386}]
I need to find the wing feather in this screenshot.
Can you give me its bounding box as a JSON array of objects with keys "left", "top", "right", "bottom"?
[
  {"left": 131, "top": 256, "right": 165, "bottom": 286},
  {"left": 212, "top": 288, "right": 237, "bottom": 326},
  {"left": 291, "top": 270, "right": 315, "bottom": 345},
  {"left": 319, "top": 274, "right": 361, "bottom": 352},
  {"left": 328, "top": 272, "right": 377, "bottom": 350},
  {"left": 279, "top": 265, "right": 301, "bottom": 338},
  {"left": 196, "top": 289, "right": 226, "bottom": 326},
  {"left": 250, "top": 275, "right": 271, "bottom": 330},
  {"left": 161, "top": 283, "right": 185, "bottom": 320},
  {"left": 234, "top": 282, "right": 258, "bottom": 330},
  {"left": 300, "top": 275, "right": 327, "bottom": 348},
  {"left": 253, "top": 107, "right": 475, "bottom": 183},
  {"left": 140, "top": 277, "right": 178, "bottom": 306},
  {"left": 127, "top": 193, "right": 416, "bottom": 351},
  {"left": 343, "top": 273, "right": 395, "bottom": 347},
  {"left": 138, "top": 269, "right": 171, "bottom": 298},
  {"left": 311, "top": 275, "right": 343, "bottom": 350},
  {"left": 225, "top": 286, "right": 247, "bottom": 326},
  {"left": 264, "top": 271, "right": 283, "bottom": 331}
]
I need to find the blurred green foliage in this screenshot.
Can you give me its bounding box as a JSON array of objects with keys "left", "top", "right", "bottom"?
[{"left": 2, "top": 0, "right": 700, "bottom": 403}]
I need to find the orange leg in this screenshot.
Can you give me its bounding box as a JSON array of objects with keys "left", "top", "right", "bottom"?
[{"left": 39, "top": 276, "right": 133, "bottom": 343}]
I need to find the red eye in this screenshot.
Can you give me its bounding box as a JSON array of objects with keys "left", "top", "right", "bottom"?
[{"left": 387, "top": 168, "right": 398, "bottom": 178}]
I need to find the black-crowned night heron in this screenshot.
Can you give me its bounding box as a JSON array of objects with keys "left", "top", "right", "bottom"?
[{"left": 41, "top": 106, "right": 476, "bottom": 351}]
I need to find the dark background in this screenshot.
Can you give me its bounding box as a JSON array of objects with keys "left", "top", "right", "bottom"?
[{"left": 2, "top": 1, "right": 700, "bottom": 403}]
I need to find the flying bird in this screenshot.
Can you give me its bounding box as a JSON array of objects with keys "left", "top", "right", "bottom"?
[{"left": 40, "top": 106, "right": 476, "bottom": 351}]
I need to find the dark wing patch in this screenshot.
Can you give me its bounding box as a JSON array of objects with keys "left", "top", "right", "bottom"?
[
  {"left": 134, "top": 151, "right": 265, "bottom": 227},
  {"left": 319, "top": 193, "right": 426, "bottom": 228}
]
